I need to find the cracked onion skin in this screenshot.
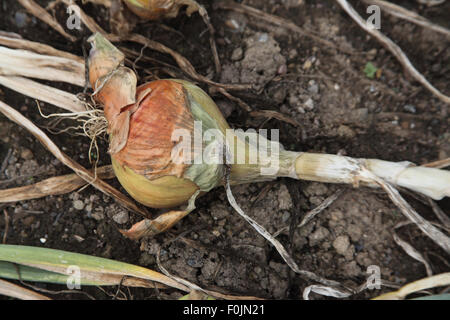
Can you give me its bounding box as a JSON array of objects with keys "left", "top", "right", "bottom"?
[{"left": 111, "top": 80, "right": 200, "bottom": 208}]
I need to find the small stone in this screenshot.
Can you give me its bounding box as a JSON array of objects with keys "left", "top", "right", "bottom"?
[
  {"left": 271, "top": 86, "right": 287, "bottom": 103},
  {"left": 278, "top": 184, "right": 293, "bottom": 210},
  {"left": 14, "top": 12, "right": 28, "bottom": 28},
  {"left": 73, "top": 235, "right": 85, "bottom": 242},
  {"left": 308, "top": 226, "right": 330, "bottom": 246},
  {"left": 212, "top": 229, "right": 221, "bottom": 237},
  {"left": 288, "top": 49, "right": 298, "bottom": 59},
  {"left": 281, "top": 211, "right": 290, "bottom": 223},
  {"left": 333, "top": 235, "right": 350, "bottom": 256},
  {"left": 211, "top": 204, "right": 229, "bottom": 220},
  {"left": 112, "top": 210, "right": 129, "bottom": 224},
  {"left": 342, "top": 261, "right": 361, "bottom": 277},
  {"left": 85, "top": 204, "right": 93, "bottom": 213},
  {"left": 304, "top": 182, "right": 328, "bottom": 197},
  {"left": 403, "top": 104, "right": 417, "bottom": 114},
  {"left": 354, "top": 108, "right": 369, "bottom": 122},
  {"left": 303, "top": 59, "right": 313, "bottom": 70},
  {"left": 257, "top": 33, "right": 269, "bottom": 43},
  {"left": 277, "top": 64, "right": 287, "bottom": 75},
  {"left": 344, "top": 245, "right": 355, "bottom": 261},
  {"left": 304, "top": 97, "right": 315, "bottom": 111},
  {"left": 73, "top": 200, "right": 84, "bottom": 211},
  {"left": 231, "top": 47, "right": 243, "bottom": 61},
  {"left": 307, "top": 80, "right": 319, "bottom": 94},
  {"left": 347, "top": 224, "right": 362, "bottom": 242},
  {"left": 139, "top": 252, "right": 155, "bottom": 266},
  {"left": 22, "top": 216, "right": 35, "bottom": 226},
  {"left": 337, "top": 125, "right": 356, "bottom": 139},
  {"left": 91, "top": 208, "right": 105, "bottom": 221},
  {"left": 20, "top": 148, "right": 33, "bottom": 160},
  {"left": 356, "top": 252, "right": 373, "bottom": 267}
]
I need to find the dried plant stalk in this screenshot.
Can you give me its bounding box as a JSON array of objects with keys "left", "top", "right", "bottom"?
[
  {"left": 0, "top": 165, "right": 114, "bottom": 203},
  {"left": 0, "top": 279, "right": 51, "bottom": 300},
  {"left": 0, "top": 34, "right": 82, "bottom": 62},
  {"left": 0, "top": 46, "right": 84, "bottom": 86},
  {"left": 336, "top": 0, "right": 450, "bottom": 104},
  {"left": 0, "top": 76, "right": 85, "bottom": 113}
]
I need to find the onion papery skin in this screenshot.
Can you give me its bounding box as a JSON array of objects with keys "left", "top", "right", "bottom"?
[{"left": 123, "top": 0, "right": 182, "bottom": 20}]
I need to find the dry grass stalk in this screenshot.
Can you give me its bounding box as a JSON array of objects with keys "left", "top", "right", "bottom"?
[
  {"left": 423, "top": 157, "right": 450, "bottom": 169},
  {"left": 0, "top": 165, "right": 114, "bottom": 203},
  {"left": 336, "top": 0, "right": 450, "bottom": 104},
  {"left": 374, "top": 273, "right": 450, "bottom": 300},
  {"left": 0, "top": 76, "right": 86, "bottom": 113},
  {"left": 0, "top": 279, "right": 51, "bottom": 300},
  {"left": 0, "top": 46, "right": 84, "bottom": 86},
  {"left": 0, "top": 34, "right": 82, "bottom": 62}
]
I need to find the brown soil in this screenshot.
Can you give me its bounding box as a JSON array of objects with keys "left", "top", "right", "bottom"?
[{"left": 0, "top": 0, "right": 449, "bottom": 300}]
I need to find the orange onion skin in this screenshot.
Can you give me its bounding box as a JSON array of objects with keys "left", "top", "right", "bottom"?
[
  {"left": 123, "top": 0, "right": 182, "bottom": 20},
  {"left": 111, "top": 80, "right": 194, "bottom": 180}
]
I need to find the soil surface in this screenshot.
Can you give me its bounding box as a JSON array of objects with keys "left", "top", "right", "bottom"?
[{"left": 0, "top": 0, "right": 449, "bottom": 300}]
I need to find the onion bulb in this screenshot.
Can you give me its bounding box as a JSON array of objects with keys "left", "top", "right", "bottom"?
[
  {"left": 88, "top": 33, "right": 450, "bottom": 239},
  {"left": 123, "top": 0, "right": 201, "bottom": 20}
]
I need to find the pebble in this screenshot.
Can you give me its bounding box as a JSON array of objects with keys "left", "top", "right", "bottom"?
[
  {"left": 231, "top": 47, "right": 243, "bottom": 61},
  {"left": 112, "top": 210, "right": 129, "bottom": 224},
  {"left": 333, "top": 235, "right": 350, "bottom": 255},
  {"left": 278, "top": 184, "right": 293, "bottom": 210},
  {"left": 257, "top": 33, "right": 269, "bottom": 43},
  {"left": 403, "top": 104, "right": 417, "bottom": 114},
  {"left": 307, "top": 80, "right": 319, "bottom": 94},
  {"left": 281, "top": 211, "right": 290, "bottom": 223},
  {"left": 73, "top": 200, "right": 84, "bottom": 211},
  {"left": 303, "top": 59, "right": 313, "bottom": 70},
  {"left": 308, "top": 226, "right": 330, "bottom": 246},
  {"left": 304, "top": 97, "right": 315, "bottom": 111},
  {"left": 337, "top": 125, "right": 356, "bottom": 139},
  {"left": 288, "top": 48, "right": 298, "bottom": 59},
  {"left": 20, "top": 148, "right": 33, "bottom": 160},
  {"left": 210, "top": 204, "right": 229, "bottom": 220}
]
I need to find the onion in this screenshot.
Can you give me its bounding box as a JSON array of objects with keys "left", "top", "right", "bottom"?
[
  {"left": 123, "top": 0, "right": 201, "bottom": 20},
  {"left": 88, "top": 33, "right": 450, "bottom": 240}
]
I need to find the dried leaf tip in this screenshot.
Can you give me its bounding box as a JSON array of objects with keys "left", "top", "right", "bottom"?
[{"left": 87, "top": 32, "right": 125, "bottom": 88}]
